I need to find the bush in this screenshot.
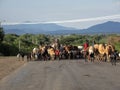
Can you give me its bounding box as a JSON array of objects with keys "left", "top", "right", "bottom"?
[{"left": 0, "top": 43, "right": 19, "bottom": 56}]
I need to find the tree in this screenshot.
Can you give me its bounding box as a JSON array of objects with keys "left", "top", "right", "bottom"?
[
  {"left": 0, "top": 27, "right": 4, "bottom": 43},
  {"left": 4, "top": 34, "right": 18, "bottom": 44}
]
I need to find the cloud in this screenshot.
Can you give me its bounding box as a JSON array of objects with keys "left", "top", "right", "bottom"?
[
  {"left": 43, "top": 14, "right": 120, "bottom": 24},
  {"left": 2, "top": 14, "right": 120, "bottom": 25}
]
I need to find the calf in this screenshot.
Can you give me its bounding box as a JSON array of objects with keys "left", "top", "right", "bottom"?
[
  {"left": 110, "top": 52, "right": 117, "bottom": 66},
  {"left": 27, "top": 53, "right": 32, "bottom": 61}
]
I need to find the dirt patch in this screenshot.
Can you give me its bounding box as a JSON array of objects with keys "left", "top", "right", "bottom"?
[{"left": 0, "top": 56, "right": 26, "bottom": 80}]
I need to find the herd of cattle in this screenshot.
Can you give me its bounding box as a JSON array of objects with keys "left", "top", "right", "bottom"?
[{"left": 17, "top": 43, "right": 120, "bottom": 64}]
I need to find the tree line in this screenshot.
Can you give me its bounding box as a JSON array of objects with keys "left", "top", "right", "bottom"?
[{"left": 0, "top": 28, "right": 120, "bottom": 56}]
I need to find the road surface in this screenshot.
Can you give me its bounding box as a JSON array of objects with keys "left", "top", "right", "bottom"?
[{"left": 0, "top": 60, "right": 120, "bottom": 90}]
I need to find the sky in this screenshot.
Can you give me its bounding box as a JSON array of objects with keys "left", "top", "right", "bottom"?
[{"left": 0, "top": 0, "right": 120, "bottom": 29}]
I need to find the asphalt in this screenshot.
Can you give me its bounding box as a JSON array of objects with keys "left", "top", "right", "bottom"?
[{"left": 0, "top": 59, "right": 120, "bottom": 90}]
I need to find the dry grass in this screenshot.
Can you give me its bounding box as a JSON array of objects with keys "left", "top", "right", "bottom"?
[{"left": 0, "top": 56, "right": 26, "bottom": 80}]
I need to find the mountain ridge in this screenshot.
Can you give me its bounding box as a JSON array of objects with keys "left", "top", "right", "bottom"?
[{"left": 2, "top": 21, "right": 120, "bottom": 35}]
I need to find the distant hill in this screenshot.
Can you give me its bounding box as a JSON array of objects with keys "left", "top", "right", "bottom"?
[
  {"left": 50, "top": 21, "right": 120, "bottom": 34},
  {"left": 2, "top": 21, "right": 120, "bottom": 35},
  {"left": 82, "top": 21, "right": 120, "bottom": 34},
  {"left": 3, "top": 23, "right": 75, "bottom": 35}
]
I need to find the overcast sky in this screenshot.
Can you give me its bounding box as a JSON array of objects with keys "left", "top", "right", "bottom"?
[{"left": 0, "top": 0, "right": 120, "bottom": 29}]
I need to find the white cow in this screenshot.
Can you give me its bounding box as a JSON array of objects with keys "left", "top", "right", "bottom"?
[
  {"left": 119, "top": 53, "right": 120, "bottom": 57},
  {"left": 32, "top": 48, "right": 39, "bottom": 59},
  {"left": 17, "top": 53, "right": 21, "bottom": 60},
  {"left": 78, "top": 46, "right": 83, "bottom": 50}
]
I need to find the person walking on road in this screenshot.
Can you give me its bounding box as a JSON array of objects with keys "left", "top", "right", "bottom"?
[{"left": 83, "top": 40, "right": 89, "bottom": 62}]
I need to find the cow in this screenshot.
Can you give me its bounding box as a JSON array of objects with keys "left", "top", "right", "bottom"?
[
  {"left": 94, "top": 43, "right": 115, "bottom": 62},
  {"left": 26, "top": 52, "right": 32, "bottom": 61},
  {"left": 72, "top": 46, "right": 80, "bottom": 59},
  {"left": 47, "top": 47, "right": 55, "bottom": 60},
  {"left": 64, "top": 45, "right": 73, "bottom": 59},
  {"left": 40, "top": 46, "right": 49, "bottom": 61},
  {"left": 59, "top": 46, "right": 68, "bottom": 59},
  {"left": 78, "top": 46, "right": 83, "bottom": 50},
  {"left": 32, "top": 47, "right": 40, "bottom": 60},
  {"left": 88, "top": 46, "right": 94, "bottom": 62},
  {"left": 16, "top": 52, "right": 25, "bottom": 61},
  {"left": 109, "top": 51, "right": 117, "bottom": 66},
  {"left": 17, "top": 53, "right": 21, "bottom": 60},
  {"left": 98, "top": 44, "right": 107, "bottom": 61},
  {"left": 93, "top": 44, "right": 99, "bottom": 61},
  {"left": 105, "top": 44, "right": 115, "bottom": 62}
]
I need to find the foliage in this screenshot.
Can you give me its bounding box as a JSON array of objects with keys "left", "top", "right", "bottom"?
[
  {"left": 4, "top": 34, "right": 18, "bottom": 44},
  {"left": 107, "top": 35, "right": 120, "bottom": 51},
  {"left": 115, "top": 42, "right": 120, "bottom": 52},
  {"left": 0, "top": 33, "right": 120, "bottom": 56},
  {"left": 0, "top": 43, "right": 19, "bottom": 56},
  {"left": 0, "top": 27, "right": 4, "bottom": 43}
]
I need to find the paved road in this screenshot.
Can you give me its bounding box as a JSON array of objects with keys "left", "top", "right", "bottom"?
[{"left": 0, "top": 60, "right": 120, "bottom": 90}]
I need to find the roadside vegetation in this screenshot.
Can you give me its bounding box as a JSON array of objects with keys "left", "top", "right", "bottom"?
[{"left": 0, "top": 27, "right": 120, "bottom": 56}]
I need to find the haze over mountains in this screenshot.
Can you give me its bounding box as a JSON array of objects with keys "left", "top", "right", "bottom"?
[{"left": 3, "top": 21, "right": 120, "bottom": 35}]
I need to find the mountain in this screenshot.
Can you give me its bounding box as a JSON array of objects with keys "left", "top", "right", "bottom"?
[
  {"left": 2, "top": 21, "right": 120, "bottom": 35},
  {"left": 83, "top": 21, "right": 120, "bottom": 34},
  {"left": 3, "top": 23, "right": 76, "bottom": 35},
  {"left": 51, "top": 21, "right": 120, "bottom": 34}
]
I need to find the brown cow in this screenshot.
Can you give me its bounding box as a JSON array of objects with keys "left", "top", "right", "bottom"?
[
  {"left": 47, "top": 47, "right": 55, "bottom": 60},
  {"left": 98, "top": 44, "right": 106, "bottom": 61},
  {"left": 93, "top": 44, "right": 99, "bottom": 60},
  {"left": 105, "top": 44, "right": 115, "bottom": 62},
  {"left": 64, "top": 45, "right": 73, "bottom": 59},
  {"left": 94, "top": 43, "right": 115, "bottom": 62}
]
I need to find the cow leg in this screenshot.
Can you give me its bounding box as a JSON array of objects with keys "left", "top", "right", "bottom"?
[
  {"left": 111, "top": 55, "right": 117, "bottom": 66},
  {"left": 111, "top": 57, "right": 114, "bottom": 65}
]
